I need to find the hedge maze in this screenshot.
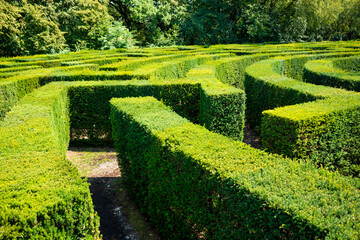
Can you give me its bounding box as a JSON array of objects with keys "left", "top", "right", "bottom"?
[{"left": 1, "top": 42, "right": 360, "bottom": 239}]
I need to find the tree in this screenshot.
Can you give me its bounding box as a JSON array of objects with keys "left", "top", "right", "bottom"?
[
  {"left": 100, "top": 21, "right": 135, "bottom": 49},
  {"left": 234, "top": 3, "right": 277, "bottom": 43},
  {"left": 181, "top": 0, "right": 237, "bottom": 45},
  {"left": 1, "top": 0, "right": 360, "bottom": 56},
  {"left": 108, "top": 0, "right": 187, "bottom": 46},
  {"left": 0, "top": 0, "right": 66, "bottom": 56},
  {"left": 0, "top": 0, "right": 23, "bottom": 56},
  {"left": 55, "top": 0, "right": 113, "bottom": 50},
  {"left": 21, "top": 3, "right": 66, "bottom": 55},
  {"left": 336, "top": 0, "right": 360, "bottom": 40},
  {"left": 0, "top": 0, "right": 135, "bottom": 56}
]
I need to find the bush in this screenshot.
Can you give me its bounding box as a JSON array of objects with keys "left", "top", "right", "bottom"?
[
  {"left": 333, "top": 56, "right": 360, "bottom": 72},
  {"left": 245, "top": 57, "right": 360, "bottom": 176},
  {"left": 110, "top": 96, "right": 360, "bottom": 240},
  {"left": 304, "top": 56, "right": 360, "bottom": 92},
  {"left": 0, "top": 83, "right": 100, "bottom": 238},
  {"left": 0, "top": 73, "right": 45, "bottom": 120},
  {"left": 100, "top": 54, "right": 188, "bottom": 71},
  {"left": 100, "top": 21, "right": 136, "bottom": 50},
  {"left": 186, "top": 59, "right": 246, "bottom": 140},
  {"left": 69, "top": 80, "right": 200, "bottom": 145}
]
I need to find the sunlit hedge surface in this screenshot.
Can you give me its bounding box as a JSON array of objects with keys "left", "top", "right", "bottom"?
[
  {"left": 111, "top": 96, "right": 360, "bottom": 239},
  {"left": 1, "top": 41, "right": 360, "bottom": 239}
]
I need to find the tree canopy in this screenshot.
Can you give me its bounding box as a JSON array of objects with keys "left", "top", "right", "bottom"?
[
  {"left": 0, "top": 0, "right": 135, "bottom": 56},
  {"left": 1, "top": 0, "right": 359, "bottom": 56}
]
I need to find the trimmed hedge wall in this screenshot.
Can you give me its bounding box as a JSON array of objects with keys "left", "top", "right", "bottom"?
[
  {"left": 333, "top": 56, "right": 360, "bottom": 72},
  {"left": 1, "top": 41, "right": 360, "bottom": 238},
  {"left": 186, "top": 60, "right": 246, "bottom": 140},
  {"left": 215, "top": 54, "right": 270, "bottom": 89},
  {"left": 0, "top": 82, "right": 100, "bottom": 239},
  {"left": 68, "top": 53, "right": 247, "bottom": 145},
  {"left": 0, "top": 73, "right": 46, "bottom": 120},
  {"left": 304, "top": 57, "right": 360, "bottom": 92},
  {"left": 245, "top": 59, "right": 318, "bottom": 130},
  {"left": 110, "top": 96, "right": 360, "bottom": 240},
  {"left": 99, "top": 54, "right": 188, "bottom": 71},
  {"left": 245, "top": 58, "right": 360, "bottom": 176},
  {"left": 69, "top": 80, "right": 200, "bottom": 145},
  {"left": 0, "top": 65, "right": 100, "bottom": 121},
  {"left": 0, "top": 65, "right": 42, "bottom": 73},
  {"left": 281, "top": 52, "right": 360, "bottom": 81},
  {"left": 67, "top": 54, "right": 226, "bottom": 145}
]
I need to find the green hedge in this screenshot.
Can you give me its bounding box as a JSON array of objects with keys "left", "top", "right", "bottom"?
[
  {"left": 0, "top": 65, "right": 100, "bottom": 121},
  {"left": 214, "top": 54, "right": 269, "bottom": 89},
  {"left": 39, "top": 54, "right": 224, "bottom": 86},
  {"left": 99, "top": 54, "right": 187, "bottom": 71},
  {"left": 281, "top": 52, "right": 360, "bottom": 81},
  {"left": 68, "top": 53, "right": 245, "bottom": 145},
  {"left": 186, "top": 60, "right": 245, "bottom": 140},
  {"left": 0, "top": 65, "right": 42, "bottom": 73},
  {"left": 245, "top": 59, "right": 318, "bottom": 130},
  {"left": 1, "top": 52, "right": 230, "bottom": 147},
  {"left": 244, "top": 52, "right": 360, "bottom": 128},
  {"left": 245, "top": 58, "right": 360, "bottom": 176},
  {"left": 0, "top": 61, "right": 55, "bottom": 68},
  {"left": 138, "top": 54, "right": 231, "bottom": 80},
  {"left": 2, "top": 43, "right": 360, "bottom": 239},
  {"left": 49, "top": 54, "right": 232, "bottom": 145},
  {"left": 333, "top": 56, "right": 360, "bottom": 72},
  {"left": 110, "top": 96, "right": 360, "bottom": 240},
  {"left": 0, "top": 82, "right": 100, "bottom": 239},
  {"left": 40, "top": 69, "right": 141, "bottom": 84},
  {"left": 304, "top": 57, "right": 360, "bottom": 92},
  {"left": 68, "top": 80, "right": 200, "bottom": 146},
  {"left": 0, "top": 73, "right": 46, "bottom": 120},
  {"left": 77, "top": 56, "right": 127, "bottom": 66},
  {"left": 66, "top": 54, "right": 222, "bottom": 145},
  {"left": 60, "top": 61, "right": 85, "bottom": 66}
]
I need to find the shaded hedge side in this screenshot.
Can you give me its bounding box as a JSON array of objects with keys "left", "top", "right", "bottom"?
[{"left": 110, "top": 96, "right": 360, "bottom": 240}]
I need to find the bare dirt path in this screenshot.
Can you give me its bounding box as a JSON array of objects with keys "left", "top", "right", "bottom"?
[
  {"left": 243, "top": 122, "right": 262, "bottom": 149},
  {"left": 66, "top": 147, "right": 160, "bottom": 240}
]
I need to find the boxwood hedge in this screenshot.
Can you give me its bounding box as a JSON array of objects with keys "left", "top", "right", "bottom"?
[
  {"left": 0, "top": 83, "right": 100, "bottom": 239},
  {"left": 1, "top": 41, "right": 360, "bottom": 238},
  {"left": 304, "top": 56, "right": 360, "bottom": 92},
  {"left": 245, "top": 57, "right": 360, "bottom": 176},
  {"left": 111, "top": 96, "right": 360, "bottom": 240}
]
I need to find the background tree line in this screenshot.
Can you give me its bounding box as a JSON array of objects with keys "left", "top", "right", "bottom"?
[{"left": 1, "top": 0, "right": 359, "bottom": 56}]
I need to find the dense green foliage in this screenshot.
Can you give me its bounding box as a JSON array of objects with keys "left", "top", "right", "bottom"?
[
  {"left": 69, "top": 81, "right": 200, "bottom": 145},
  {"left": 0, "top": 83, "right": 100, "bottom": 239},
  {"left": 2, "top": 0, "right": 360, "bottom": 56},
  {"left": 111, "top": 96, "right": 360, "bottom": 239},
  {"left": 187, "top": 60, "right": 246, "bottom": 140},
  {"left": 1, "top": 42, "right": 360, "bottom": 238},
  {"left": 108, "top": 0, "right": 360, "bottom": 45},
  {"left": 109, "top": 0, "right": 186, "bottom": 46},
  {"left": 0, "top": 0, "right": 135, "bottom": 56}
]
